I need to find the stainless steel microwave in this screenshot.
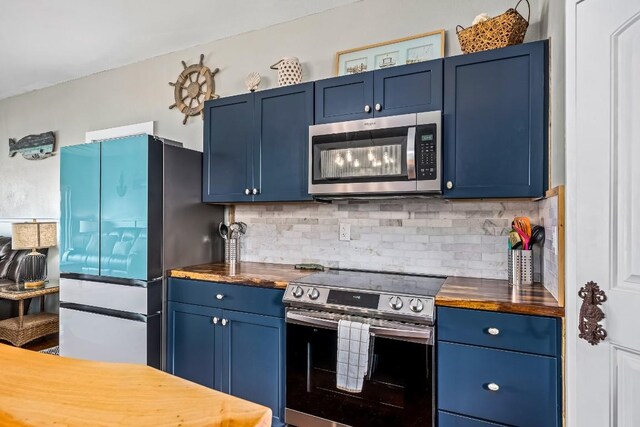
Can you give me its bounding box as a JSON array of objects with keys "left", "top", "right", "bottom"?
[{"left": 308, "top": 112, "right": 441, "bottom": 197}]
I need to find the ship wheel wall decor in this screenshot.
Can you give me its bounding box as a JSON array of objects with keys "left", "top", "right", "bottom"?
[{"left": 169, "top": 54, "right": 219, "bottom": 124}]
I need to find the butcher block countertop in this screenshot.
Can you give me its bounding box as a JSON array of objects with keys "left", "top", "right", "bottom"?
[
  {"left": 436, "top": 276, "right": 564, "bottom": 318},
  {"left": 0, "top": 344, "right": 271, "bottom": 427},
  {"left": 169, "top": 261, "right": 315, "bottom": 289}
]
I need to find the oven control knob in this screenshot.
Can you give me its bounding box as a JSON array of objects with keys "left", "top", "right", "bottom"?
[
  {"left": 308, "top": 288, "right": 320, "bottom": 300},
  {"left": 388, "top": 296, "right": 403, "bottom": 310},
  {"left": 291, "top": 286, "right": 304, "bottom": 298},
  {"left": 409, "top": 298, "right": 424, "bottom": 313}
]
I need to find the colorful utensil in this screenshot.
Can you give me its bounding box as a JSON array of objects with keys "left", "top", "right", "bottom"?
[{"left": 513, "top": 216, "right": 532, "bottom": 238}]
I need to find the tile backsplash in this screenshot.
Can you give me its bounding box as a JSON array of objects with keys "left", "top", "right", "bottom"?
[{"left": 234, "top": 199, "right": 542, "bottom": 280}]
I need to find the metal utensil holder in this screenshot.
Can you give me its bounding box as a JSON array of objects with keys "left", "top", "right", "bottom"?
[
  {"left": 225, "top": 238, "right": 240, "bottom": 264},
  {"left": 508, "top": 249, "right": 533, "bottom": 285}
]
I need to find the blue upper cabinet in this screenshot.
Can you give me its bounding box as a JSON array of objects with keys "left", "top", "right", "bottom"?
[
  {"left": 314, "top": 72, "right": 374, "bottom": 124},
  {"left": 315, "top": 59, "right": 443, "bottom": 124},
  {"left": 60, "top": 142, "right": 101, "bottom": 275},
  {"left": 254, "top": 83, "right": 314, "bottom": 202},
  {"left": 203, "top": 84, "right": 313, "bottom": 203},
  {"left": 203, "top": 94, "right": 253, "bottom": 203},
  {"left": 100, "top": 135, "right": 149, "bottom": 280},
  {"left": 373, "top": 60, "right": 443, "bottom": 117},
  {"left": 443, "top": 41, "right": 548, "bottom": 198}
]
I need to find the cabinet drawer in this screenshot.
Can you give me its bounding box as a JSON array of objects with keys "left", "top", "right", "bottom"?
[
  {"left": 438, "top": 342, "right": 559, "bottom": 427},
  {"left": 168, "top": 278, "right": 285, "bottom": 317},
  {"left": 437, "top": 307, "right": 559, "bottom": 356},
  {"left": 439, "top": 411, "right": 504, "bottom": 426}
]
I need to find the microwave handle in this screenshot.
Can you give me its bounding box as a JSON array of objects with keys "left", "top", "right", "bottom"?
[{"left": 406, "top": 127, "right": 417, "bottom": 180}]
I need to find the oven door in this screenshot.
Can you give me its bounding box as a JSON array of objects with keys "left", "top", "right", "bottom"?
[
  {"left": 308, "top": 114, "right": 418, "bottom": 195},
  {"left": 286, "top": 309, "right": 434, "bottom": 427}
]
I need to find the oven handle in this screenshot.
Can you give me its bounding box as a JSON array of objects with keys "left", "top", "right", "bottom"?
[
  {"left": 286, "top": 310, "right": 433, "bottom": 345},
  {"left": 406, "top": 126, "right": 417, "bottom": 180}
]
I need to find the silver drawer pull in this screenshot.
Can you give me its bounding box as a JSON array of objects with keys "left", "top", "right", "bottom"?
[
  {"left": 487, "top": 327, "right": 500, "bottom": 336},
  {"left": 487, "top": 383, "right": 500, "bottom": 392},
  {"left": 212, "top": 317, "right": 219, "bottom": 325},
  {"left": 216, "top": 294, "right": 225, "bottom": 300},
  {"left": 221, "top": 318, "right": 229, "bottom": 326}
]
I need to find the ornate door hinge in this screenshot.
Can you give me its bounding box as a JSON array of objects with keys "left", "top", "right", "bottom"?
[{"left": 578, "top": 281, "right": 607, "bottom": 345}]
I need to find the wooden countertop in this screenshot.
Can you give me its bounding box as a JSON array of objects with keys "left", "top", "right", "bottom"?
[
  {"left": 0, "top": 344, "right": 270, "bottom": 427},
  {"left": 168, "top": 262, "right": 316, "bottom": 289},
  {"left": 436, "top": 276, "right": 564, "bottom": 317}
]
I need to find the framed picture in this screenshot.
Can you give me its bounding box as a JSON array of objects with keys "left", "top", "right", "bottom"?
[{"left": 335, "top": 30, "right": 445, "bottom": 76}]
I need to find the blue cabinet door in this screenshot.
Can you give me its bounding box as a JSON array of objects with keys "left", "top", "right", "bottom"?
[
  {"left": 438, "top": 341, "right": 559, "bottom": 427},
  {"left": 100, "top": 135, "right": 149, "bottom": 280},
  {"left": 60, "top": 142, "right": 101, "bottom": 275},
  {"left": 167, "top": 302, "right": 223, "bottom": 391},
  {"left": 254, "top": 83, "right": 314, "bottom": 202},
  {"left": 315, "top": 72, "right": 374, "bottom": 124},
  {"left": 203, "top": 94, "right": 253, "bottom": 203},
  {"left": 443, "top": 41, "right": 548, "bottom": 198},
  {"left": 373, "top": 59, "right": 443, "bottom": 117},
  {"left": 222, "top": 310, "right": 286, "bottom": 427}
]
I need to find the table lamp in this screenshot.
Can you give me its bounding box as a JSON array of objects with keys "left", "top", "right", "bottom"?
[{"left": 11, "top": 220, "right": 57, "bottom": 288}]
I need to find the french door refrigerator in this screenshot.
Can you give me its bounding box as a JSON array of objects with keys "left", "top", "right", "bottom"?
[{"left": 59, "top": 134, "right": 223, "bottom": 368}]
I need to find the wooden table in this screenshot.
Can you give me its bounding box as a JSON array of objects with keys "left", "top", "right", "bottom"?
[
  {"left": 0, "top": 281, "right": 59, "bottom": 347},
  {"left": 0, "top": 344, "right": 271, "bottom": 426}
]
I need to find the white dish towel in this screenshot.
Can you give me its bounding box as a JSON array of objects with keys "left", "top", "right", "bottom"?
[{"left": 336, "top": 319, "right": 370, "bottom": 393}]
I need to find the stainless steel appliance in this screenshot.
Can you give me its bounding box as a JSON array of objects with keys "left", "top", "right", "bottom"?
[
  {"left": 283, "top": 269, "right": 444, "bottom": 427},
  {"left": 308, "top": 112, "right": 441, "bottom": 197}
]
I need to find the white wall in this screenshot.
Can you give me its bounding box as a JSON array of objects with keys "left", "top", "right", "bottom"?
[
  {"left": 540, "top": 0, "right": 566, "bottom": 187},
  {"left": 0, "top": 0, "right": 561, "bottom": 276}
]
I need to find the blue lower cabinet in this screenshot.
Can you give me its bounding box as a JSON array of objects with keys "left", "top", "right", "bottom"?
[
  {"left": 438, "top": 342, "right": 558, "bottom": 427},
  {"left": 167, "top": 279, "right": 286, "bottom": 427},
  {"left": 437, "top": 306, "right": 561, "bottom": 427},
  {"left": 439, "top": 411, "right": 505, "bottom": 426},
  {"left": 167, "top": 302, "right": 222, "bottom": 390},
  {"left": 222, "top": 310, "right": 286, "bottom": 427}
]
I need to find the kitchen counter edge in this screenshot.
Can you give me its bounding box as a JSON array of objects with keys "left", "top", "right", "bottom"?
[
  {"left": 435, "top": 276, "right": 565, "bottom": 318},
  {"left": 168, "top": 262, "right": 316, "bottom": 290}
]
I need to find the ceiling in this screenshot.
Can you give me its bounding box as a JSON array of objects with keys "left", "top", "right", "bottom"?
[{"left": 0, "top": 0, "right": 357, "bottom": 100}]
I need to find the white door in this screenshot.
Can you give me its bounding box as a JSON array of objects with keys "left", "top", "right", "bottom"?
[{"left": 567, "top": 1, "right": 640, "bottom": 426}]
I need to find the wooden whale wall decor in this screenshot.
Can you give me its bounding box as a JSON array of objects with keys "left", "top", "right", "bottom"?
[{"left": 8, "top": 131, "right": 56, "bottom": 160}]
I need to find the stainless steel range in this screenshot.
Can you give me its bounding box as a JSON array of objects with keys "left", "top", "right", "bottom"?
[{"left": 283, "top": 269, "right": 445, "bottom": 427}]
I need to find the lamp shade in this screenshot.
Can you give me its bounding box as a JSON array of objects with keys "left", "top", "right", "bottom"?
[{"left": 11, "top": 221, "right": 57, "bottom": 250}]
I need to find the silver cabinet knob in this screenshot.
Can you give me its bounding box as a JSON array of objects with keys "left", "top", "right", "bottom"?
[
  {"left": 375, "top": 103, "right": 382, "bottom": 111},
  {"left": 252, "top": 188, "right": 259, "bottom": 195},
  {"left": 388, "top": 296, "right": 403, "bottom": 310},
  {"left": 216, "top": 294, "right": 224, "bottom": 300},
  {"left": 487, "top": 327, "right": 500, "bottom": 336},
  {"left": 446, "top": 181, "right": 454, "bottom": 190},
  {"left": 221, "top": 318, "right": 229, "bottom": 326},
  {"left": 308, "top": 288, "right": 320, "bottom": 300},
  {"left": 364, "top": 105, "right": 371, "bottom": 113},
  {"left": 487, "top": 383, "right": 500, "bottom": 392},
  {"left": 292, "top": 286, "right": 304, "bottom": 298},
  {"left": 245, "top": 188, "right": 250, "bottom": 195},
  {"left": 409, "top": 298, "right": 424, "bottom": 313},
  {"left": 211, "top": 317, "right": 219, "bottom": 325}
]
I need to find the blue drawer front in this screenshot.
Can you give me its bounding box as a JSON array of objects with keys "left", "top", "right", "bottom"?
[
  {"left": 437, "top": 307, "right": 559, "bottom": 356},
  {"left": 168, "top": 278, "right": 285, "bottom": 318},
  {"left": 438, "top": 342, "right": 559, "bottom": 427},
  {"left": 439, "top": 411, "right": 505, "bottom": 427}
]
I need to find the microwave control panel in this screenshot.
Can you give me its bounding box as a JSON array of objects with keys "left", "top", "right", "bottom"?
[{"left": 416, "top": 125, "right": 438, "bottom": 181}]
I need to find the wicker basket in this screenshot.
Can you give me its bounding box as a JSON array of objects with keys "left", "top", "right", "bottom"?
[{"left": 457, "top": 0, "right": 530, "bottom": 54}]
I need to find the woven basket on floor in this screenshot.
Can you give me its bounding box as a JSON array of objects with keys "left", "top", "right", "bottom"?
[{"left": 457, "top": 0, "right": 530, "bottom": 54}]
